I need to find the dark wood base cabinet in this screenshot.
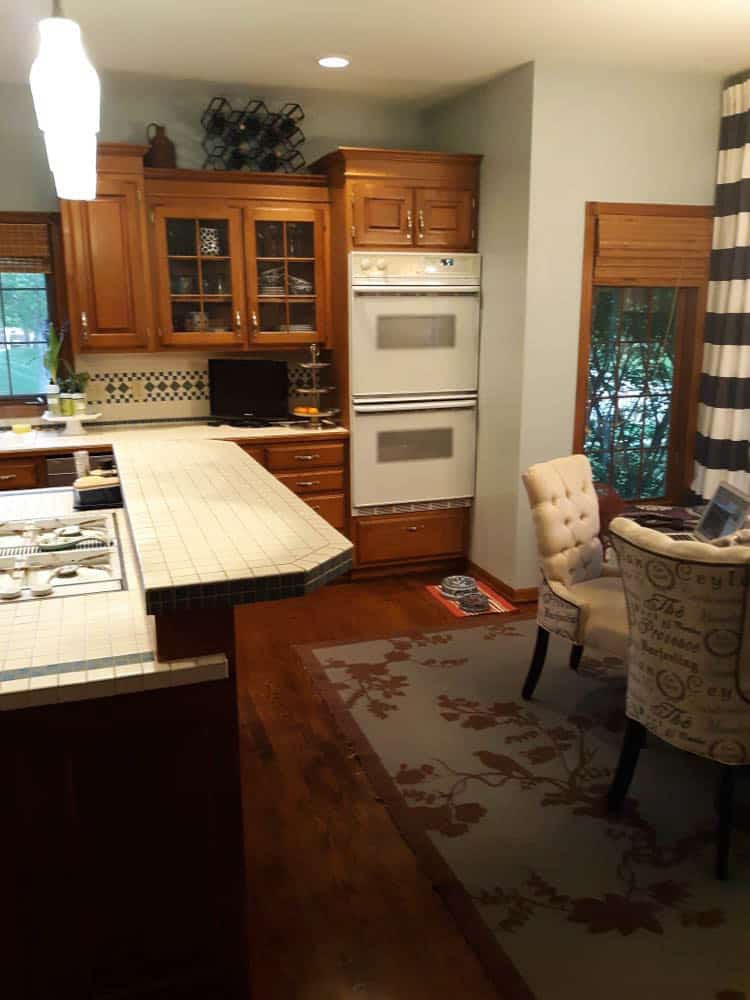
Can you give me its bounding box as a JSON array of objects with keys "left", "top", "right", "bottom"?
[
  {"left": 351, "top": 507, "right": 470, "bottom": 575},
  {"left": 1, "top": 674, "right": 248, "bottom": 999}
]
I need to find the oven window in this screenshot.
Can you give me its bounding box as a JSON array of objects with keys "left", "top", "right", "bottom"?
[
  {"left": 377, "top": 428, "right": 453, "bottom": 462},
  {"left": 376, "top": 315, "right": 456, "bottom": 350}
]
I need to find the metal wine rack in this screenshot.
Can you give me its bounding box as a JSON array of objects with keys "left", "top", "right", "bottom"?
[{"left": 200, "top": 98, "right": 306, "bottom": 173}]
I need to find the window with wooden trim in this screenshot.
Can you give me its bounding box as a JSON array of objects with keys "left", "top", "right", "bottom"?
[
  {"left": 0, "top": 213, "right": 65, "bottom": 400},
  {"left": 574, "top": 202, "right": 712, "bottom": 502}
]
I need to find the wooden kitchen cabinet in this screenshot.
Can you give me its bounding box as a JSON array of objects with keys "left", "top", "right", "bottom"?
[
  {"left": 353, "top": 507, "right": 469, "bottom": 569},
  {"left": 151, "top": 201, "right": 247, "bottom": 348},
  {"left": 0, "top": 456, "right": 45, "bottom": 491},
  {"left": 245, "top": 204, "right": 329, "bottom": 346},
  {"left": 61, "top": 146, "right": 153, "bottom": 352},
  {"left": 313, "top": 147, "right": 481, "bottom": 252}
]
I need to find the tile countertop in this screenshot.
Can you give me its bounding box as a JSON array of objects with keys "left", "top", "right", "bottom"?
[
  {"left": 115, "top": 438, "right": 354, "bottom": 614},
  {"left": 0, "top": 489, "right": 228, "bottom": 712},
  {"left": 0, "top": 421, "right": 348, "bottom": 455}
]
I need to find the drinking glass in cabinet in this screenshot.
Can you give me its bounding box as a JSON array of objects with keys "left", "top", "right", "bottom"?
[
  {"left": 255, "top": 221, "right": 283, "bottom": 258},
  {"left": 172, "top": 300, "right": 205, "bottom": 331},
  {"left": 201, "top": 259, "right": 231, "bottom": 295},
  {"left": 169, "top": 259, "right": 198, "bottom": 295},
  {"left": 258, "top": 261, "right": 285, "bottom": 296},
  {"left": 287, "top": 222, "right": 313, "bottom": 258},
  {"left": 287, "top": 260, "right": 314, "bottom": 296},
  {"left": 198, "top": 219, "right": 229, "bottom": 256},
  {"left": 259, "top": 301, "right": 285, "bottom": 332},
  {"left": 167, "top": 219, "right": 196, "bottom": 256}
]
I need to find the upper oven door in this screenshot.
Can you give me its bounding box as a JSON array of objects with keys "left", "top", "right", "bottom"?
[{"left": 350, "top": 287, "right": 480, "bottom": 397}]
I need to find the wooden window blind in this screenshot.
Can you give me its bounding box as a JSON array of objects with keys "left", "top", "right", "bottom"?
[
  {"left": 0, "top": 222, "right": 52, "bottom": 274},
  {"left": 593, "top": 210, "right": 713, "bottom": 285}
]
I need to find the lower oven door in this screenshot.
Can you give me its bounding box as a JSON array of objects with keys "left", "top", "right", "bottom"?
[
  {"left": 350, "top": 287, "right": 480, "bottom": 397},
  {"left": 351, "top": 397, "right": 477, "bottom": 509}
]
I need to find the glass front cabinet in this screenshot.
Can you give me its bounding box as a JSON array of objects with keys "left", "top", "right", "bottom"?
[
  {"left": 152, "top": 202, "right": 247, "bottom": 347},
  {"left": 246, "top": 206, "right": 327, "bottom": 346},
  {"left": 151, "top": 201, "right": 328, "bottom": 349}
]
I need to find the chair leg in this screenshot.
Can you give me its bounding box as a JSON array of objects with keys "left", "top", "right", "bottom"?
[
  {"left": 716, "top": 765, "right": 736, "bottom": 881},
  {"left": 569, "top": 644, "right": 584, "bottom": 672},
  {"left": 522, "top": 627, "right": 550, "bottom": 701},
  {"left": 607, "top": 718, "right": 646, "bottom": 814}
]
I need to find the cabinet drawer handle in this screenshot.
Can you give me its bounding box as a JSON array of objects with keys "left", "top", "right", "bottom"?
[
  {"left": 251, "top": 310, "right": 259, "bottom": 334},
  {"left": 294, "top": 453, "right": 320, "bottom": 461},
  {"left": 418, "top": 209, "right": 425, "bottom": 239},
  {"left": 0, "top": 474, "right": 17, "bottom": 481},
  {"left": 235, "top": 310, "right": 242, "bottom": 334},
  {"left": 81, "top": 311, "right": 89, "bottom": 340},
  {"left": 406, "top": 525, "right": 419, "bottom": 532},
  {"left": 297, "top": 480, "right": 320, "bottom": 488},
  {"left": 310, "top": 504, "right": 321, "bottom": 511},
  {"left": 406, "top": 209, "right": 413, "bottom": 238}
]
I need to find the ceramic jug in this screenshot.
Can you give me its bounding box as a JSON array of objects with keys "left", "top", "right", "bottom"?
[{"left": 144, "top": 123, "right": 176, "bottom": 168}]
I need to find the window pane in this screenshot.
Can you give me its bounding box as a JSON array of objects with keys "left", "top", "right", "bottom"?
[
  {"left": 584, "top": 285, "right": 677, "bottom": 501},
  {"left": 7, "top": 344, "right": 48, "bottom": 395},
  {"left": 2, "top": 288, "right": 48, "bottom": 341},
  {"left": 0, "top": 272, "right": 46, "bottom": 290}
]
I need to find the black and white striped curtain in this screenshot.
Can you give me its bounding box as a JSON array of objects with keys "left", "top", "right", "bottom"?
[{"left": 693, "top": 74, "right": 750, "bottom": 501}]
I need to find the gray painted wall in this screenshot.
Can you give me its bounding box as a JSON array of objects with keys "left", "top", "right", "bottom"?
[
  {"left": 0, "top": 70, "right": 426, "bottom": 211},
  {"left": 427, "top": 60, "right": 722, "bottom": 589},
  {"left": 423, "top": 63, "right": 534, "bottom": 589}
]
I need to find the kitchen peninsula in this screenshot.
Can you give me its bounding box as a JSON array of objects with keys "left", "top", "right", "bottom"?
[{"left": 2, "top": 431, "right": 353, "bottom": 999}]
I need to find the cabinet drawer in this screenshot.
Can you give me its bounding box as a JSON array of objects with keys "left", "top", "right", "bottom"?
[
  {"left": 266, "top": 442, "right": 344, "bottom": 472},
  {"left": 303, "top": 492, "right": 346, "bottom": 531},
  {"left": 356, "top": 509, "right": 468, "bottom": 565},
  {"left": 276, "top": 468, "right": 344, "bottom": 495},
  {"left": 0, "top": 460, "right": 42, "bottom": 491}
]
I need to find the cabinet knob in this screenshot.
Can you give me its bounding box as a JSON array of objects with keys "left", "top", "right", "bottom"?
[
  {"left": 406, "top": 210, "right": 413, "bottom": 238},
  {"left": 81, "top": 311, "right": 89, "bottom": 339},
  {"left": 235, "top": 310, "right": 242, "bottom": 335},
  {"left": 418, "top": 209, "right": 425, "bottom": 239},
  {"left": 251, "top": 310, "right": 259, "bottom": 334}
]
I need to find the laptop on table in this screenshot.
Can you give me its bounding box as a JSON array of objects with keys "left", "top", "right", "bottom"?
[{"left": 669, "top": 482, "right": 750, "bottom": 543}]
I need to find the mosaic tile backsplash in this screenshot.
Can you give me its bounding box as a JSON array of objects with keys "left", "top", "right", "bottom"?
[{"left": 79, "top": 352, "right": 313, "bottom": 421}]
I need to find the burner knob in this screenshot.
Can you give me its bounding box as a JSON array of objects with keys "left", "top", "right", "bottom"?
[
  {"left": 359, "top": 257, "right": 372, "bottom": 271},
  {"left": 376, "top": 258, "right": 387, "bottom": 271}
]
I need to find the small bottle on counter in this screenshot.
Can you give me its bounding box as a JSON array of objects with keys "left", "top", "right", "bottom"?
[
  {"left": 73, "top": 450, "right": 90, "bottom": 477},
  {"left": 46, "top": 380, "right": 61, "bottom": 416}
]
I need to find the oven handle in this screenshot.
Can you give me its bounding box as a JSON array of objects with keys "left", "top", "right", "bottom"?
[
  {"left": 353, "top": 399, "right": 477, "bottom": 414},
  {"left": 352, "top": 286, "right": 479, "bottom": 296}
]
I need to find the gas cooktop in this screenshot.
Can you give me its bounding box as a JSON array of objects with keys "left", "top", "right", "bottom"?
[{"left": 0, "top": 512, "right": 124, "bottom": 602}]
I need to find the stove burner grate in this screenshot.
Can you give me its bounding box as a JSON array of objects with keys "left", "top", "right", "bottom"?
[{"left": 0, "top": 538, "right": 110, "bottom": 559}]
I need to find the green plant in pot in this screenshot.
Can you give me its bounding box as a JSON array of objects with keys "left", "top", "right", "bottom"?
[{"left": 59, "top": 360, "right": 91, "bottom": 416}]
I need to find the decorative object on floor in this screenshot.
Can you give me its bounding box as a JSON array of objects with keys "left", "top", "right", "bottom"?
[
  {"left": 521, "top": 453, "right": 627, "bottom": 700},
  {"left": 299, "top": 620, "right": 750, "bottom": 1000},
  {"left": 693, "top": 73, "right": 750, "bottom": 502},
  {"left": 200, "top": 97, "right": 306, "bottom": 173},
  {"left": 29, "top": 0, "right": 100, "bottom": 200},
  {"left": 609, "top": 516, "right": 750, "bottom": 879},
  {"left": 426, "top": 579, "right": 516, "bottom": 617},
  {"left": 144, "top": 122, "right": 176, "bottom": 168}
]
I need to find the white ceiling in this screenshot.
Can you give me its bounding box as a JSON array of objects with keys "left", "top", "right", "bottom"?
[{"left": 2, "top": 0, "right": 749, "bottom": 102}]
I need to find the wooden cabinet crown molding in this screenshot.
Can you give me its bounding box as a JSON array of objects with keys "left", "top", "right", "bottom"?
[{"left": 311, "top": 146, "right": 482, "bottom": 186}]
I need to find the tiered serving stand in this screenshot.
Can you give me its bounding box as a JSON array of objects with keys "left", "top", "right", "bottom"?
[{"left": 292, "top": 344, "right": 339, "bottom": 428}]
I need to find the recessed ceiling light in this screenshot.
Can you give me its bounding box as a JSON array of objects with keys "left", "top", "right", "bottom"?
[{"left": 318, "top": 55, "right": 349, "bottom": 69}]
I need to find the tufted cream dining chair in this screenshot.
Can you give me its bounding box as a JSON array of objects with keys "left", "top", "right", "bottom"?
[
  {"left": 521, "top": 454, "right": 628, "bottom": 700},
  {"left": 608, "top": 516, "right": 750, "bottom": 879}
]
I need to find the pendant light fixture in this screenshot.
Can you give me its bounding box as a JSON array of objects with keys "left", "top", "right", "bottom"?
[{"left": 30, "top": 0, "right": 101, "bottom": 201}]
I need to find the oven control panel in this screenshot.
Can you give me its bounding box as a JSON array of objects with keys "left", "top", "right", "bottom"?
[{"left": 351, "top": 252, "right": 481, "bottom": 285}]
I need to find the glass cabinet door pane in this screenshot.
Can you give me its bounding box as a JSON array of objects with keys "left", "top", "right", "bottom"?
[
  {"left": 287, "top": 261, "right": 314, "bottom": 296},
  {"left": 259, "top": 301, "right": 285, "bottom": 331},
  {"left": 287, "top": 222, "right": 314, "bottom": 258},
  {"left": 257, "top": 261, "right": 285, "bottom": 295},
  {"left": 167, "top": 219, "right": 196, "bottom": 256},
  {"left": 201, "top": 259, "right": 231, "bottom": 295},
  {"left": 288, "top": 301, "right": 315, "bottom": 331},
  {"left": 255, "top": 221, "right": 283, "bottom": 258},
  {"left": 172, "top": 300, "right": 205, "bottom": 332},
  {"left": 198, "top": 219, "right": 229, "bottom": 256},
  {"left": 203, "top": 301, "right": 233, "bottom": 332},
  {"left": 169, "top": 260, "right": 199, "bottom": 295}
]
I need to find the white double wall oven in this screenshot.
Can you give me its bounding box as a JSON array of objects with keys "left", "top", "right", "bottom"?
[{"left": 349, "top": 252, "right": 481, "bottom": 513}]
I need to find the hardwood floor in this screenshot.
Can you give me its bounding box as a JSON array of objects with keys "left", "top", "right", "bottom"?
[{"left": 235, "top": 575, "right": 534, "bottom": 1000}]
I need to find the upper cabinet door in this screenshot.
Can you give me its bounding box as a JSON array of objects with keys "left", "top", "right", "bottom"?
[
  {"left": 415, "top": 188, "right": 475, "bottom": 250},
  {"left": 351, "top": 182, "right": 414, "bottom": 248},
  {"left": 151, "top": 202, "right": 247, "bottom": 348},
  {"left": 246, "top": 204, "right": 328, "bottom": 346},
  {"left": 63, "top": 176, "right": 151, "bottom": 351}
]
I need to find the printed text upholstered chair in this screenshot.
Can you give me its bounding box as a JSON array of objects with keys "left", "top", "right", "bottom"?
[
  {"left": 608, "top": 517, "right": 750, "bottom": 879},
  {"left": 521, "top": 454, "right": 628, "bottom": 700}
]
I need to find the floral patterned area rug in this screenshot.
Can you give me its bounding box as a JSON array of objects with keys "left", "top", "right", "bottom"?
[{"left": 298, "top": 619, "right": 750, "bottom": 1000}]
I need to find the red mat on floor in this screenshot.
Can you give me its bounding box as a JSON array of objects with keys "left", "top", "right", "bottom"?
[{"left": 426, "top": 580, "right": 517, "bottom": 617}]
